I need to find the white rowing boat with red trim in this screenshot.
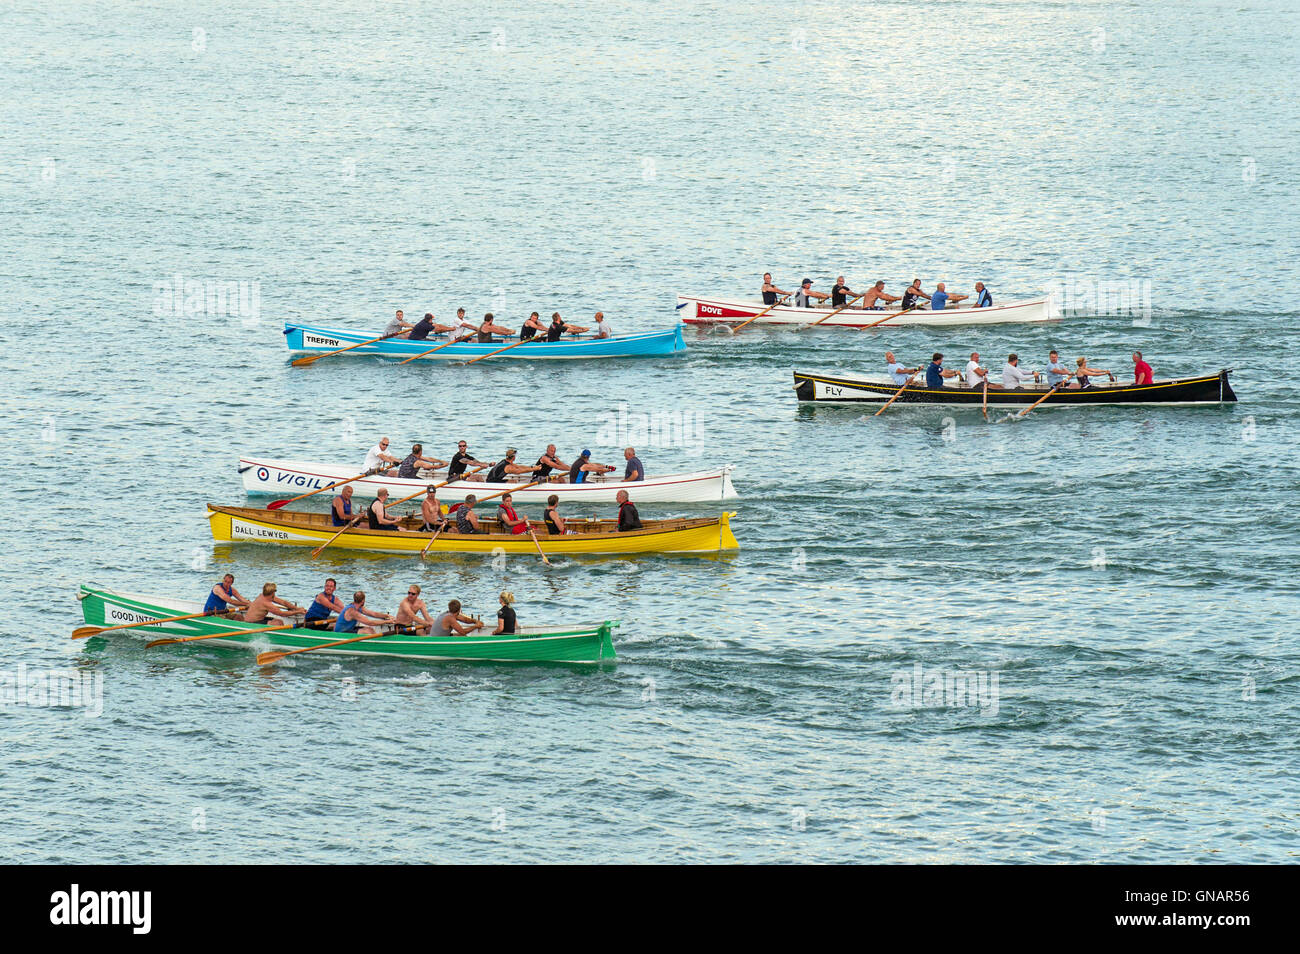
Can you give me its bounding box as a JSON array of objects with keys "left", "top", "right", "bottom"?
[
  {"left": 676, "top": 293, "right": 1059, "bottom": 327},
  {"left": 239, "top": 457, "right": 739, "bottom": 504}
]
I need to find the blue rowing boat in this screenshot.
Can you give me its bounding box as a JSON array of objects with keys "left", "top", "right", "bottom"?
[{"left": 284, "top": 322, "right": 686, "bottom": 361}]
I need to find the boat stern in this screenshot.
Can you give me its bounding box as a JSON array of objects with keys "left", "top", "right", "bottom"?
[
  {"left": 1220, "top": 369, "right": 1237, "bottom": 403},
  {"left": 671, "top": 322, "right": 686, "bottom": 353},
  {"left": 720, "top": 465, "right": 740, "bottom": 500},
  {"left": 793, "top": 373, "right": 816, "bottom": 402},
  {"left": 718, "top": 511, "right": 740, "bottom": 551},
  {"left": 597, "top": 621, "right": 618, "bottom": 662}
]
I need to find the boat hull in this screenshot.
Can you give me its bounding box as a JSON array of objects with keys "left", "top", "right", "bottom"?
[
  {"left": 239, "top": 457, "right": 739, "bottom": 504},
  {"left": 207, "top": 504, "right": 739, "bottom": 556},
  {"left": 677, "top": 294, "right": 1058, "bottom": 327},
  {"left": 78, "top": 586, "right": 616, "bottom": 664},
  {"left": 284, "top": 322, "right": 686, "bottom": 360},
  {"left": 792, "top": 369, "right": 1237, "bottom": 406}
]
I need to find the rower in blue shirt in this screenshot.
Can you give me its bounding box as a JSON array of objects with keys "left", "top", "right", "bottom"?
[
  {"left": 974, "top": 282, "right": 992, "bottom": 308},
  {"left": 1044, "top": 349, "right": 1070, "bottom": 386},
  {"left": 885, "top": 350, "right": 920, "bottom": 386},
  {"left": 925, "top": 353, "right": 960, "bottom": 388},
  {"left": 928, "top": 282, "right": 967, "bottom": 312}
]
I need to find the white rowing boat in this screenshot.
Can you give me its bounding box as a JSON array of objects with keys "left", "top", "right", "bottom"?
[
  {"left": 676, "top": 293, "right": 1059, "bottom": 327},
  {"left": 239, "top": 457, "right": 739, "bottom": 504}
]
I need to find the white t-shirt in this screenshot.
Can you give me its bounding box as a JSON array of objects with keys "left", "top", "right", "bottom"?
[
  {"left": 1002, "top": 362, "right": 1034, "bottom": 389},
  {"left": 595, "top": 319, "right": 612, "bottom": 337},
  {"left": 887, "top": 361, "right": 910, "bottom": 385},
  {"left": 364, "top": 444, "right": 390, "bottom": 470},
  {"left": 964, "top": 360, "right": 985, "bottom": 388}
]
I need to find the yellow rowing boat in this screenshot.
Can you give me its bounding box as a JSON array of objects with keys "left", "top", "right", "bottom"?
[{"left": 206, "top": 504, "right": 739, "bottom": 556}]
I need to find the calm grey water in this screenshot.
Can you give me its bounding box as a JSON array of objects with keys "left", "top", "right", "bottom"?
[{"left": 2, "top": 0, "right": 1297, "bottom": 863}]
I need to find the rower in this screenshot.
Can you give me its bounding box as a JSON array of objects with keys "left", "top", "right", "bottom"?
[
  {"left": 496, "top": 492, "right": 531, "bottom": 535},
  {"left": 900, "top": 279, "right": 931, "bottom": 310},
  {"left": 1132, "top": 350, "right": 1154, "bottom": 385},
  {"left": 1066, "top": 356, "right": 1116, "bottom": 390},
  {"left": 616, "top": 490, "right": 643, "bottom": 531},
  {"left": 623, "top": 446, "right": 644, "bottom": 482},
  {"left": 303, "top": 578, "right": 344, "bottom": 628},
  {"left": 543, "top": 494, "right": 566, "bottom": 534},
  {"left": 384, "top": 309, "right": 414, "bottom": 338},
  {"left": 925, "top": 353, "right": 961, "bottom": 388},
  {"left": 928, "top": 282, "right": 968, "bottom": 311},
  {"left": 364, "top": 436, "right": 400, "bottom": 476},
  {"left": 398, "top": 443, "right": 446, "bottom": 479},
  {"left": 963, "top": 352, "right": 993, "bottom": 389},
  {"left": 204, "top": 573, "right": 248, "bottom": 617},
  {"left": 761, "top": 272, "right": 790, "bottom": 306},
  {"left": 793, "top": 278, "right": 829, "bottom": 308},
  {"left": 861, "top": 280, "right": 900, "bottom": 310},
  {"left": 520, "top": 311, "right": 546, "bottom": 340},
  {"left": 331, "top": 485, "right": 356, "bottom": 526},
  {"left": 974, "top": 282, "right": 993, "bottom": 308},
  {"left": 409, "top": 312, "right": 451, "bottom": 341},
  {"left": 486, "top": 448, "right": 540, "bottom": 484},
  {"left": 546, "top": 312, "right": 588, "bottom": 341},
  {"left": 367, "top": 488, "right": 404, "bottom": 531},
  {"left": 447, "top": 441, "right": 490, "bottom": 480},
  {"left": 430, "top": 600, "right": 484, "bottom": 638},
  {"left": 592, "top": 311, "right": 613, "bottom": 339},
  {"left": 1001, "top": 353, "right": 1037, "bottom": 389},
  {"left": 885, "top": 351, "right": 921, "bottom": 385},
  {"left": 493, "top": 591, "right": 518, "bottom": 635},
  {"left": 335, "top": 591, "right": 392, "bottom": 635},
  {"left": 448, "top": 308, "right": 477, "bottom": 342},
  {"left": 830, "top": 276, "right": 856, "bottom": 308},
  {"left": 476, "top": 312, "right": 512, "bottom": 343},
  {"left": 395, "top": 584, "right": 434, "bottom": 635},
  {"left": 568, "top": 449, "right": 615, "bottom": 484},
  {"left": 453, "top": 494, "right": 484, "bottom": 533},
  {"left": 420, "top": 486, "right": 448, "bottom": 532},
  {"left": 244, "top": 583, "right": 304, "bottom": 625},
  {"left": 534, "top": 444, "right": 567, "bottom": 481},
  {"left": 1044, "top": 350, "right": 1070, "bottom": 387}
]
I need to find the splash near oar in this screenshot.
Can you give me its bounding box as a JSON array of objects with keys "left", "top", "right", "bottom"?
[{"left": 256, "top": 629, "right": 393, "bottom": 667}]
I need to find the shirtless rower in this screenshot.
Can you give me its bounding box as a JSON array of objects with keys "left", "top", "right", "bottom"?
[
  {"left": 884, "top": 351, "right": 921, "bottom": 386},
  {"left": 204, "top": 573, "right": 249, "bottom": 616},
  {"left": 364, "top": 436, "right": 400, "bottom": 476},
  {"left": 335, "top": 591, "right": 393, "bottom": 635},
  {"left": 568, "top": 449, "right": 616, "bottom": 484},
  {"left": 243, "top": 583, "right": 305, "bottom": 625},
  {"left": 899, "top": 279, "right": 931, "bottom": 310},
  {"left": 384, "top": 309, "right": 414, "bottom": 338},
  {"left": 431, "top": 600, "right": 484, "bottom": 638},
  {"left": 534, "top": 445, "right": 568, "bottom": 481},
  {"left": 447, "top": 441, "right": 490, "bottom": 481},
  {"left": 520, "top": 311, "right": 547, "bottom": 340},
  {"left": 367, "top": 488, "right": 404, "bottom": 531},
  {"left": 546, "top": 312, "right": 588, "bottom": 341},
  {"left": 420, "top": 487, "right": 448, "bottom": 532},
  {"left": 475, "top": 312, "right": 513, "bottom": 342},
  {"left": 486, "top": 448, "right": 540, "bottom": 484},
  {"left": 395, "top": 584, "right": 435, "bottom": 636},
  {"left": 761, "top": 272, "right": 791, "bottom": 306},
  {"left": 861, "top": 281, "right": 900, "bottom": 310},
  {"left": 303, "top": 578, "right": 345, "bottom": 628},
  {"left": 794, "top": 278, "right": 829, "bottom": 308},
  {"left": 397, "top": 443, "right": 447, "bottom": 479}
]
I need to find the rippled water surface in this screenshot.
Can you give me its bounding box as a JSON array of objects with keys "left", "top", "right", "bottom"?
[{"left": 1, "top": 0, "right": 1297, "bottom": 863}]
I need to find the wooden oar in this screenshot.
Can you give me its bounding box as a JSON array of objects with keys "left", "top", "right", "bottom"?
[
  {"left": 462, "top": 335, "right": 545, "bottom": 365},
  {"left": 146, "top": 620, "right": 299, "bottom": 648},
  {"left": 72, "top": 608, "right": 232, "bottom": 640},
  {"left": 861, "top": 304, "right": 921, "bottom": 330},
  {"left": 290, "top": 330, "right": 404, "bottom": 367},
  {"left": 419, "top": 528, "right": 442, "bottom": 560},
  {"left": 1015, "top": 383, "right": 1064, "bottom": 419},
  {"left": 256, "top": 629, "right": 395, "bottom": 667},
  {"left": 873, "top": 369, "right": 925, "bottom": 417},
  {"left": 527, "top": 527, "right": 553, "bottom": 566},
  {"left": 799, "top": 292, "right": 868, "bottom": 331},
  {"left": 395, "top": 332, "right": 475, "bottom": 365},
  {"left": 982, "top": 379, "right": 989, "bottom": 420},
  {"left": 727, "top": 296, "right": 790, "bottom": 334},
  {"left": 267, "top": 466, "right": 385, "bottom": 511}
]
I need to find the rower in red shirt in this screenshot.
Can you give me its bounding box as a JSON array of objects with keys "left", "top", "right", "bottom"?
[{"left": 1132, "top": 350, "right": 1154, "bottom": 385}]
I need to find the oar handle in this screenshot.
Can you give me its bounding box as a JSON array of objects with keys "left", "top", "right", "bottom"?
[{"left": 463, "top": 334, "right": 545, "bottom": 365}]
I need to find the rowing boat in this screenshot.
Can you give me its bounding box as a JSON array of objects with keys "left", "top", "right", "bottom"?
[
  {"left": 677, "top": 293, "right": 1058, "bottom": 327},
  {"left": 239, "top": 457, "right": 739, "bottom": 504},
  {"left": 207, "top": 504, "right": 739, "bottom": 556},
  {"left": 284, "top": 322, "right": 686, "bottom": 360},
  {"left": 77, "top": 585, "right": 617, "bottom": 664},
  {"left": 792, "top": 369, "right": 1237, "bottom": 406}
]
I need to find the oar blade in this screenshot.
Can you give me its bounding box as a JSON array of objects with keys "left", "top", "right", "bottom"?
[
  {"left": 144, "top": 637, "right": 180, "bottom": 648},
  {"left": 70, "top": 626, "right": 104, "bottom": 640},
  {"left": 256, "top": 650, "right": 288, "bottom": 667},
  {"left": 266, "top": 499, "right": 290, "bottom": 510}
]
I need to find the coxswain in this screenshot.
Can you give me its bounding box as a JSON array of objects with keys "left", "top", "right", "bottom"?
[
  {"left": 861, "top": 280, "right": 900, "bottom": 310},
  {"left": 899, "top": 279, "right": 931, "bottom": 310},
  {"left": 520, "top": 311, "right": 546, "bottom": 340},
  {"left": 925, "top": 353, "right": 961, "bottom": 388},
  {"left": 398, "top": 443, "right": 446, "bottom": 479},
  {"left": 495, "top": 492, "right": 531, "bottom": 535},
  {"left": 974, "top": 282, "right": 993, "bottom": 308},
  {"left": 384, "top": 309, "right": 414, "bottom": 338},
  {"left": 593, "top": 311, "right": 613, "bottom": 339},
  {"left": 963, "top": 351, "right": 993, "bottom": 388},
  {"left": 830, "top": 276, "right": 856, "bottom": 307},
  {"left": 244, "top": 583, "right": 304, "bottom": 625},
  {"left": 204, "top": 573, "right": 249, "bottom": 616},
  {"left": 420, "top": 487, "right": 448, "bottom": 532},
  {"left": 395, "top": 584, "right": 434, "bottom": 635},
  {"left": 447, "top": 441, "right": 490, "bottom": 480},
  {"left": 364, "top": 436, "right": 400, "bottom": 476},
  {"left": 453, "top": 494, "right": 484, "bottom": 533},
  {"left": 1044, "top": 350, "right": 1070, "bottom": 387},
  {"left": 1066, "top": 357, "right": 1115, "bottom": 390},
  {"left": 335, "top": 591, "right": 392, "bottom": 635},
  {"left": 1001, "top": 353, "right": 1037, "bottom": 389},
  {"left": 331, "top": 485, "right": 356, "bottom": 526},
  {"left": 534, "top": 444, "right": 567, "bottom": 481},
  {"left": 430, "top": 600, "right": 483, "bottom": 638},
  {"left": 793, "top": 278, "right": 829, "bottom": 308},
  {"left": 543, "top": 494, "right": 566, "bottom": 534},
  {"left": 623, "top": 447, "right": 644, "bottom": 482},
  {"left": 476, "top": 312, "right": 512, "bottom": 342},
  {"left": 885, "top": 351, "right": 921, "bottom": 386},
  {"left": 493, "top": 591, "right": 518, "bottom": 635},
  {"left": 1132, "top": 350, "right": 1154, "bottom": 385},
  {"left": 303, "top": 577, "right": 344, "bottom": 628},
  {"left": 408, "top": 312, "right": 451, "bottom": 341},
  {"left": 616, "top": 490, "right": 643, "bottom": 531},
  {"left": 367, "top": 488, "right": 404, "bottom": 531},
  {"left": 928, "top": 282, "right": 968, "bottom": 311},
  {"left": 486, "top": 448, "right": 540, "bottom": 484},
  {"left": 568, "top": 449, "right": 615, "bottom": 484}
]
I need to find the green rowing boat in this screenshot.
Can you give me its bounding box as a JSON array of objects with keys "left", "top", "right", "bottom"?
[{"left": 77, "top": 585, "right": 617, "bottom": 665}]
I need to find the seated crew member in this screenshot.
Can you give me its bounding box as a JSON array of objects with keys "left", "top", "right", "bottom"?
[
  {"left": 204, "top": 573, "right": 249, "bottom": 617},
  {"left": 331, "top": 485, "right": 357, "bottom": 526},
  {"left": 534, "top": 444, "right": 567, "bottom": 481},
  {"left": 615, "top": 490, "right": 643, "bottom": 531},
  {"left": 384, "top": 309, "right": 414, "bottom": 337},
  {"left": 1132, "top": 350, "right": 1154, "bottom": 385},
  {"left": 447, "top": 308, "right": 477, "bottom": 342},
  {"left": 793, "top": 278, "right": 829, "bottom": 308},
  {"left": 447, "top": 441, "right": 490, "bottom": 480},
  {"left": 398, "top": 443, "right": 446, "bottom": 479},
  {"left": 493, "top": 591, "right": 518, "bottom": 635},
  {"left": 495, "top": 492, "right": 531, "bottom": 535},
  {"left": 543, "top": 494, "right": 566, "bottom": 535},
  {"left": 1066, "top": 356, "right": 1116, "bottom": 390},
  {"left": 1044, "top": 350, "right": 1070, "bottom": 387},
  {"left": 1001, "top": 353, "right": 1037, "bottom": 389},
  {"left": 430, "top": 600, "right": 484, "bottom": 638},
  {"left": 335, "top": 591, "right": 392, "bottom": 635},
  {"left": 900, "top": 279, "right": 931, "bottom": 310},
  {"left": 408, "top": 312, "right": 451, "bottom": 341},
  {"left": 395, "top": 584, "right": 434, "bottom": 636},
  {"left": 830, "top": 276, "right": 856, "bottom": 307},
  {"left": 974, "top": 282, "right": 993, "bottom": 308},
  {"left": 453, "top": 494, "right": 484, "bottom": 533},
  {"left": 476, "top": 312, "right": 513, "bottom": 342},
  {"left": 244, "top": 583, "right": 305, "bottom": 625},
  {"left": 861, "top": 281, "right": 900, "bottom": 310},
  {"left": 520, "top": 311, "right": 547, "bottom": 340},
  {"left": 364, "top": 436, "right": 400, "bottom": 476},
  {"left": 303, "top": 577, "right": 345, "bottom": 627},
  {"left": 925, "top": 353, "right": 961, "bottom": 388},
  {"left": 420, "top": 487, "right": 448, "bottom": 532},
  {"left": 623, "top": 447, "right": 644, "bottom": 482},
  {"left": 568, "top": 449, "right": 616, "bottom": 484},
  {"left": 592, "top": 312, "right": 613, "bottom": 339},
  {"left": 761, "top": 272, "right": 791, "bottom": 306},
  {"left": 367, "top": 488, "right": 404, "bottom": 531},
  {"left": 546, "top": 312, "right": 589, "bottom": 341},
  {"left": 486, "top": 448, "right": 541, "bottom": 484},
  {"left": 928, "top": 282, "right": 968, "bottom": 311},
  {"left": 964, "top": 352, "right": 996, "bottom": 389},
  {"left": 885, "top": 350, "right": 921, "bottom": 385}
]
